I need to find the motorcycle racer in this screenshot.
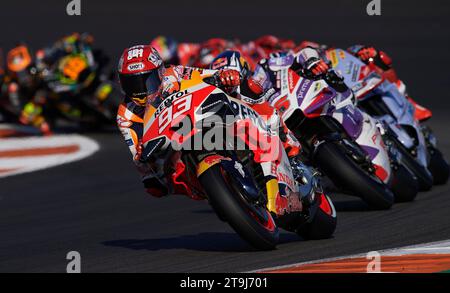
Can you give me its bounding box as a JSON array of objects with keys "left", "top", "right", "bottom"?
[
  {"left": 1, "top": 44, "right": 51, "bottom": 132},
  {"left": 116, "top": 45, "right": 253, "bottom": 197},
  {"left": 35, "top": 32, "right": 96, "bottom": 71},
  {"left": 297, "top": 41, "right": 432, "bottom": 121},
  {"left": 2, "top": 34, "right": 95, "bottom": 133},
  {"left": 209, "top": 50, "right": 301, "bottom": 157},
  {"left": 9, "top": 33, "right": 115, "bottom": 134},
  {"left": 347, "top": 45, "right": 432, "bottom": 121},
  {"left": 252, "top": 46, "right": 331, "bottom": 95}
]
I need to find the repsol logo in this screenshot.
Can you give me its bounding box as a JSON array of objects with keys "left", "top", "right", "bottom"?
[{"left": 155, "top": 90, "right": 188, "bottom": 116}]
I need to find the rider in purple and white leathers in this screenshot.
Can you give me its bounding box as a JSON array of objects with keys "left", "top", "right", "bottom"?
[
  {"left": 251, "top": 47, "right": 330, "bottom": 100},
  {"left": 297, "top": 41, "right": 432, "bottom": 122}
]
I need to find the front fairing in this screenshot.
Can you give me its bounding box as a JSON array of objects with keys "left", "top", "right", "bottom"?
[{"left": 372, "top": 81, "right": 429, "bottom": 167}]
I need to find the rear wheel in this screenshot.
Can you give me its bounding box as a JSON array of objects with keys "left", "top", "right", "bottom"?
[
  {"left": 199, "top": 164, "right": 279, "bottom": 250},
  {"left": 314, "top": 141, "right": 394, "bottom": 210}
]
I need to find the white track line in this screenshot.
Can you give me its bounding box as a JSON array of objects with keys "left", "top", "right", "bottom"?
[
  {"left": 0, "top": 134, "right": 99, "bottom": 178},
  {"left": 250, "top": 239, "right": 450, "bottom": 272}
]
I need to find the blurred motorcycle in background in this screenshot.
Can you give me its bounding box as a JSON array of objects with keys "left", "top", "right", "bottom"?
[
  {"left": 327, "top": 48, "right": 449, "bottom": 189},
  {"left": 268, "top": 58, "right": 418, "bottom": 208},
  {"left": 0, "top": 35, "right": 121, "bottom": 135}
]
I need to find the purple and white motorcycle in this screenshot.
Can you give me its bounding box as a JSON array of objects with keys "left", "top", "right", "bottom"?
[
  {"left": 327, "top": 48, "right": 449, "bottom": 190},
  {"left": 260, "top": 54, "right": 417, "bottom": 209}
]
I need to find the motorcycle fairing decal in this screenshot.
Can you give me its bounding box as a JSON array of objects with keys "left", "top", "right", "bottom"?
[
  {"left": 295, "top": 78, "right": 313, "bottom": 104},
  {"left": 288, "top": 69, "right": 300, "bottom": 94},
  {"left": 335, "top": 106, "right": 364, "bottom": 140},
  {"left": 326, "top": 50, "right": 339, "bottom": 68},
  {"left": 303, "top": 88, "right": 337, "bottom": 118},
  {"left": 142, "top": 84, "right": 215, "bottom": 144},
  {"left": 356, "top": 112, "right": 392, "bottom": 182},
  {"left": 361, "top": 145, "right": 380, "bottom": 161},
  {"left": 374, "top": 164, "right": 389, "bottom": 182},
  {"left": 266, "top": 177, "right": 302, "bottom": 216},
  {"left": 275, "top": 189, "right": 302, "bottom": 216},
  {"left": 196, "top": 155, "right": 232, "bottom": 177},
  {"left": 265, "top": 178, "right": 279, "bottom": 214}
]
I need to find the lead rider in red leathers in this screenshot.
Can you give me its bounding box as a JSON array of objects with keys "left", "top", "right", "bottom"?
[
  {"left": 117, "top": 44, "right": 330, "bottom": 198},
  {"left": 117, "top": 45, "right": 261, "bottom": 197}
]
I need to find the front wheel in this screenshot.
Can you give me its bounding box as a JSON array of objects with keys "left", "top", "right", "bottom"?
[
  {"left": 390, "top": 164, "right": 419, "bottom": 202},
  {"left": 428, "top": 148, "right": 450, "bottom": 185},
  {"left": 390, "top": 136, "right": 433, "bottom": 191},
  {"left": 297, "top": 193, "right": 337, "bottom": 240},
  {"left": 199, "top": 164, "right": 279, "bottom": 250},
  {"left": 314, "top": 141, "right": 394, "bottom": 210}
]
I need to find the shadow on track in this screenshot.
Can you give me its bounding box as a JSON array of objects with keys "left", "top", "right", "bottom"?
[
  {"left": 332, "top": 199, "right": 371, "bottom": 212},
  {"left": 192, "top": 197, "right": 371, "bottom": 214},
  {"left": 102, "top": 232, "right": 301, "bottom": 252}
]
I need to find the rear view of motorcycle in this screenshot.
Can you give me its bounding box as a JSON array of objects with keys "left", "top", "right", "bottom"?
[
  {"left": 328, "top": 48, "right": 449, "bottom": 191},
  {"left": 270, "top": 65, "right": 418, "bottom": 209},
  {"left": 139, "top": 72, "right": 336, "bottom": 249}
]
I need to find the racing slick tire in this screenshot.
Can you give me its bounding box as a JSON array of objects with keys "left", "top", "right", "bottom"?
[
  {"left": 390, "top": 164, "right": 419, "bottom": 202},
  {"left": 199, "top": 164, "right": 279, "bottom": 250},
  {"left": 297, "top": 194, "right": 337, "bottom": 240},
  {"left": 314, "top": 141, "right": 394, "bottom": 210},
  {"left": 390, "top": 136, "right": 434, "bottom": 191},
  {"left": 428, "top": 148, "right": 450, "bottom": 185}
]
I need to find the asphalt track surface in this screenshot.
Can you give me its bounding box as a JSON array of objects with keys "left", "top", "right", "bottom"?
[{"left": 1, "top": 0, "right": 450, "bottom": 272}]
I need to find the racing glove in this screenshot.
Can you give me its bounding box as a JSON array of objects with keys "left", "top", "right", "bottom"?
[
  {"left": 304, "top": 58, "right": 330, "bottom": 77},
  {"left": 218, "top": 69, "right": 241, "bottom": 88},
  {"left": 356, "top": 47, "right": 378, "bottom": 62},
  {"left": 357, "top": 47, "right": 393, "bottom": 71}
]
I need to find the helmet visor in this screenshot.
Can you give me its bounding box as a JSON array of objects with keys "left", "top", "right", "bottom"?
[{"left": 119, "top": 69, "right": 162, "bottom": 101}]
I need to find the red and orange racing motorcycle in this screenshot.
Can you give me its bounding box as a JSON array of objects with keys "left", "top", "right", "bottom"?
[{"left": 139, "top": 71, "right": 336, "bottom": 250}]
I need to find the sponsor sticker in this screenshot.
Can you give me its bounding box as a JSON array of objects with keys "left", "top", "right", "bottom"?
[{"left": 127, "top": 62, "right": 144, "bottom": 72}]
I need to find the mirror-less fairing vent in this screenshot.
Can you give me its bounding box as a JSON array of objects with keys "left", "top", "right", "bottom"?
[
  {"left": 140, "top": 137, "right": 167, "bottom": 162},
  {"left": 196, "top": 93, "right": 237, "bottom": 118}
]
